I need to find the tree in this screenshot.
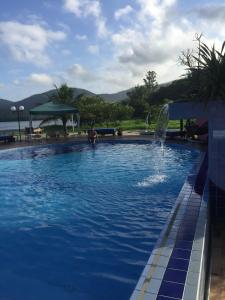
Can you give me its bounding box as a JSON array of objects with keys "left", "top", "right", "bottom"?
[
  {"left": 127, "top": 85, "right": 150, "bottom": 118},
  {"left": 41, "top": 83, "right": 76, "bottom": 135},
  {"left": 75, "top": 95, "right": 106, "bottom": 125},
  {"left": 143, "top": 71, "right": 158, "bottom": 94},
  {"left": 103, "top": 103, "right": 134, "bottom": 124},
  {"left": 75, "top": 95, "right": 134, "bottom": 126},
  {"left": 112, "top": 103, "right": 134, "bottom": 121},
  {"left": 179, "top": 49, "right": 195, "bottom": 70},
  {"left": 143, "top": 70, "right": 158, "bottom": 104},
  {"left": 150, "top": 78, "right": 190, "bottom": 103},
  {"left": 127, "top": 70, "right": 159, "bottom": 119},
  {"left": 52, "top": 83, "right": 75, "bottom": 106},
  {"left": 180, "top": 39, "right": 225, "bottom": 102}
]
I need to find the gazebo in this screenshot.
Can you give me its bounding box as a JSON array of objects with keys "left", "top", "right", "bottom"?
[{"left": 29, "top": 101, "right": 80, "bottom": 133}]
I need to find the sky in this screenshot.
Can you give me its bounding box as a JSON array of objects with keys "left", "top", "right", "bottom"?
[{"left": 0, "top": 0, "right": 225, "bottom": 101}]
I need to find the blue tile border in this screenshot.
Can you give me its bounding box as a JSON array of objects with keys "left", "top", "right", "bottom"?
[
  {"left": 130, "top": 152, "right": 208, "bottom": 300},
  {"left": 158, "top": 281, "right": 184, "bottom": 299},
  {"left": 163, "top": 269, "right": 187, "bottom": 284}
]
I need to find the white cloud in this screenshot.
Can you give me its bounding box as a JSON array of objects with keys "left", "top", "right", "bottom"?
[
  {"left": 0, "top": 21, "right": 66, "bottom": 66},
  {"left": 108, "top": 0, "right": 205, "bottom": 87},
  {"left": 85, "top": 1, "right": 101, "bottom": 18},
  {"left": 75, "top": 34, "right": 87, "bottom": 40},
  {"left": 99, "top": 0, "right": 225, "bottom": 92},
  {"left": 28, "top": 73, "right": 54, "bottom": 85},
  {"left": 3, "top": 0, "right": 225, "bottom": 101},
  {"left": 189, "top": 4, "right": 225, "bottom": 40},
  {"left": 63, "top": 0, "right": 108, "bottom": 38},
  {"left": 63, "top": 0, "right": 83, "bottom": 16},
  {"left": 67, "top": 64, "right": 87, "bottom": 76},
  {"left": 114, "top": 5, "right": 133, "bottom": 20},
  {"left": 87, "top": 45, "right": 99, "bottom": 54},
  {"left": 137, "top": 0, "right": 177, "bottom": 22},
  {"left": 191, "top": 4, "right": 225, "bottom": 22},
  {"left": 95, "top": 17, "right": 108, "bottom": 38},
  {"left": 63, "top": 0, "right": 100, "bottom": 17},
  {"left": 66, "top": 63, "right": 97, "bottom": 81}
]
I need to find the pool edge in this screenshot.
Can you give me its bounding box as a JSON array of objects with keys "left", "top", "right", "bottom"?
[{"left": 129, "top": 152, "right": 209, "bottom": 300}]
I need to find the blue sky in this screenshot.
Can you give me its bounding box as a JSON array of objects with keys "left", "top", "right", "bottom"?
[{"left": 0, "top": 0, "right": 224, "bottom": 101}]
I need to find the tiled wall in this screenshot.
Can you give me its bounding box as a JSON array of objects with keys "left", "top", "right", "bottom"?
[
  {"left": 208, "top": 110, "right": 225, "bottom": 192},
  {"left": 208, "top": 110, "right": 225, "bottom": 221},
  {"left": 130, "top": 154, "right": 208, "bottom": 300},
  {"left": 209, "top": 180, "right": 225, "bottom": 222}
]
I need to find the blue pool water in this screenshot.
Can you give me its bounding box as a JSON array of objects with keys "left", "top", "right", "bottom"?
[{"left": 0, "top": 142, "right": 200, "bottom": 300}]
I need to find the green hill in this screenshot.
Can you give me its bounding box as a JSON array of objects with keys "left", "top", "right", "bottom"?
[
  {"left": 0, "top": 80, "right": 187, "bottom": 122},
  {"left": 0, "top": 87, "right": 130, "bottom": 121}
]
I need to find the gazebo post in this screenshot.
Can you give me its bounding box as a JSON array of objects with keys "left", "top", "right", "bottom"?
[
  {"left": 76, "top": 113, "right": 80, "bottom": 132},
  {"left": 29, "top": 113, "right": 33, "bottom": 134},
  {"left": 71, "top": 114, "right": 75, "bottom": 132}
]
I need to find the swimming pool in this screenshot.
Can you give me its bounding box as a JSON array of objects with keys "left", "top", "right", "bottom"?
[{"left": 0, "top": 141, "right": 200, "bottom": 300}]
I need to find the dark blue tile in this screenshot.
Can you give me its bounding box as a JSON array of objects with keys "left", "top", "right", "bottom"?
[
  {"left": 186, "top": 203, "right": 200, "bottom": 209},
  {"left": 180, "top": 220, "right": 197, "bottom": 227},
  {"left": 185, "top": 206, "right": 200, "bottom": 213},
  {"left": 189, "top": 196, "right": 202, "bottom": 200},
  {"left": 178, "top": 226, "right": 196, "bottom": 235},
  {"left": 184, "top": 219, "right": 198, "bottom": 226},
  {"left": 175, "top": 240, "right": 193, "bottom": 250},
  {"left": 187, "top": 202, "right": 201, "bottom": 208},
  {"left": 217, "top": 198, "right": 225, "bottom": 207},
  {"left": 158, "top": 281, "right": 184, "bottom": 299},
  {"left": 217, "top": 208, "right": 225, "bottom": 218},
  {"left": 176, "top": 232, "right": 195, "bottom": 241},
  {"left": 217, "top": 188, "right": 225, "bottom": 197},
  {"left": 156, "top": 296, "right": 177, "bottom": 300},
  {"left": 163, "top": 268, "right": 187, "bottom": 284},
  {"left": 171, "top": 248, "right": 191, "bottom": 260},
  {"left": 182, "top": 215, "right": 198, "bottom": 224},
  {"left": 184, "top": 210, "right": 199, "bottom": 217},
  {"left": 185, "top": 206, "right": 199, "bottom": 214},
  {"left": 167, "top": 258, "right": 189, "bottom": 271}
]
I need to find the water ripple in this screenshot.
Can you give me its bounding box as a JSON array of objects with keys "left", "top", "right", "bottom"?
[{"left": 0, "top": 142, "right": 200, "bottom": 300}]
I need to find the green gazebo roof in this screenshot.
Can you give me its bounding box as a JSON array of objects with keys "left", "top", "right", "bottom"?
[{"left": 30, "top": 101, "right": 79, "bottom": 115}]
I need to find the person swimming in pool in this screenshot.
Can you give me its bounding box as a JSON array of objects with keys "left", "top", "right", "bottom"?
[{"left": 88, "top": 128, "right": 97, "bottom": 144}]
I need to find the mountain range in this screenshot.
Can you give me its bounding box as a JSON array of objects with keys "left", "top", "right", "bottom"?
[{"left": 0, "top": 87, "right": 132, "bottom": 121}]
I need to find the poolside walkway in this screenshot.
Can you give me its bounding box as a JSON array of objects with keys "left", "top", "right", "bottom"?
[
  {"left": 0, "top": 133, "right": 153, "bottom": 150},
  {"left": 0, "top": 132, "right": 206, "bottom": 153},
  {"left": 209, "top": 222, "right": 225, "bottom": 299}
]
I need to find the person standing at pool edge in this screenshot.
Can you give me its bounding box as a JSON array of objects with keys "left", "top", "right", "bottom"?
[{"left": 88, "top": 128, "right": 97, "bottom": 144}]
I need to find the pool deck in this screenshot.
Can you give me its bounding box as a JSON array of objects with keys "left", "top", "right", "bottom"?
[
  {"left": 209, "top": 222, "right": 225, "bottom": 299},
  {"left": 0, "top": 133, "right": 206, "bottom": 152},
  {"left": 0, "top": 134, "right": 151, "bottom": 150}
]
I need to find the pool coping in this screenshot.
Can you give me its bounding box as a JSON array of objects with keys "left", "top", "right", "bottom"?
[
  {"left": 0, "top": 135, "right": 206, "bottom": 153},
  {"left": 0, "top": 137, "right": 205, "bottom": 155},
  {"left": 129, "top": 152, "right": 208, "bottom": 300}
]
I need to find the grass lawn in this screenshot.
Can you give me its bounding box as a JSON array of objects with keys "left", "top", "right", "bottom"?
[
  {"left": 90, "top": 119, "right": 181, "bottom": 131},
  {"left": 78, "top": 120, "right": 180, "bottom": 130},
  {"left": 41, "top": 119, "right": 181, "bottom": 133}
]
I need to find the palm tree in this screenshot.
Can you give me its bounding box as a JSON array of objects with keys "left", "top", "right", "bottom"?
[
  {"left": 52, "top": 83, "right": 75, "bottom": 106},
  {"left": 52, "top": 84, "right": 75, "bottom": 134},
  {"left": 186, "top": 41, "right": 225, "bottom": 102},
  {"left": 41, "top": 84, "right": 78, "bottom": 135}
]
